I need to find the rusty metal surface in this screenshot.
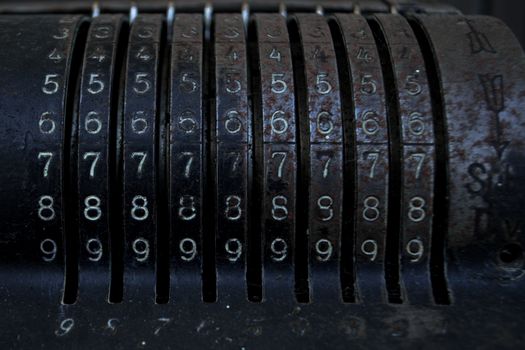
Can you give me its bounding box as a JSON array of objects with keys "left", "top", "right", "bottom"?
[
  {"left": 214, "top": 13, "right": 251, "bottom": 302},
  {"left": 294, "top": 13, "right": 344, "bottom": 302},
  {"left": 0, "top": 6, "right": 523, "bottom": 349},
  {"left": 372, "top": 13, "right": 436, "bottom": 304},
  {"left": 335, "top": 14, "right": 391, "bottom": 304},
  {"left": 252, "top": 13, "right": 297, "bottom": 301},
  {"left": 411, "top": 14, "right": 525, "bottom": 303}
]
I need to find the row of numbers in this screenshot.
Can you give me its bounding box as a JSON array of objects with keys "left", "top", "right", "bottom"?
[
  {"left": 35, "top": 17, "right": 81, "bottom": 298},
  {"left": 77, "top": 15, "right": 123, "bottom": 302},
  {"left": 122, "top": 15, "right": 162, "bottom": 302},
  {"left": 170, "top": 14, "right": 204, "bottom": 300},
  {"left": 255, "top": 14, "right": 297, "bottom": 300},
  {"left": 336, "top": 14, "right": 390, "bottom": 304},
  {"left": 374, "top": 14, "right": 436, "bottom": 304},
  {"left": 296, "top": 14, "right": 344, "bottom": 301},
  {"left": 214, "top": 14, "right": 250, "bottom": 301}
]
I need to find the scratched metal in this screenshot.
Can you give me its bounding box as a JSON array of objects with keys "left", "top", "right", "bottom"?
[
  {"left": 253, "top": 14, "right": 297, "bottom": 302},
  {"left": 294, "top": 14, "right": 343, "bottom": 302},
  {"left": 169, "top": 14, "right": 204, "bottom": 302},
  {"left": 373, "top": 14, "right": 436, "bottom": 305},
  {"left": 413, "top": 14, "right": 525, "bottom": 303},
  {"left": 335, "top": 14, "right": 390, "bottom": 304},
  {"left": 77, "top": 15, "right": 123, "bottom": 304},
  {"left": 122, "top": 15, "right": 162, "bottom": 303}
]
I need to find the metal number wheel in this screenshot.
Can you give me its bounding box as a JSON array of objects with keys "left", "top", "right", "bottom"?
[{"left": 0, "top": 2, "right": 524, "bottom": 348}]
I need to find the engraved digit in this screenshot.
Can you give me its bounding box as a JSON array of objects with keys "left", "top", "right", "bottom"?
[
  {"left": 406, "top": 238, "right": 424, "bottom": 263},
  {"left": 131, "top": 152, "right": 147, "bottom": 176},
  {"left": 55, "top": 318, "right": 74, "bottom": 336},
  {"left": 364, "top": 151, "right": 379, "bottom": 179},
  {"left": 39, "top": 112, "right": 56, "bottom": 134},
  {"left": 317, "top": 195, "right": 334, "bottom": 222},
  {"left": 154, "top": 318, "right": 172, "bottom": 336},
  {"left": 38, "top": 152, "right": 54, "bottom": 178},
  {"left": 271, "top": 73, "right": 287, "bottom": 94},
  {"left": 360, "top": 74, "right": 377, "bottom": 95},
  {"left": 178, "top": 110, "right": 197, "bottom": 134},
  {"left": 315, "top": 239, "right": 333, "bottom": 262},
  {"left": 269, "top": 48, "right": 281, "bottom": 62},
  {"left": 38, "top": 195, "right": 56, "bottom": 221},
  {"left": 225, "top": 71, "right": 241, "bottom": 94},
  {"left": 316, "top": 111, "right": 334, "bottom": 135},
  {"left": 362, "top": 110, "right": 380, "bottom": 136},
  {"left": 409, "top": 153, "right": 425, "bottom": 180},
  {"left": 225, "top": 195, "right": 242, "bottom": 221},
  {"left": 224, "top": 110, "right": 242, "bottom": 134},
  {"left": 87, "top": 73, "right": 105, "bottom": 94},
  {"left": 53, "top": 28, "right": 70, "bottom": 40},
  {"left": 322, "top": 157, "right": 331, "bottom": 179},
  {"left": 179, "top": 238, "right": 197, "bottom": 261},
  {"left": 180, "top": 73, "right": 198, "bottom": 93},
  {"left": 408, "top": 112, "right": 425, "bottom": 136},
  {"left": 86, "top": 238, "right": 103, "bottom": 262},
  {"left": 131, "top": 111, "right": 148, "bottom": 134},
  {"left": 84, "top": 195, "right": 102, "bottom": 221},
  {"left": 132, "top": 238, "right": 150, "bottom": 262},
  {"left": 408, "top": 196, "right": 426, "bottom": 222},
  {"left": 83, "top": 152, "right": 100, "bottom": 178},
  {"left": 42, "top": 74, "right": 60, "bottom": 94},
  {"left": 271, "top": 195, "right": 288, "bottom": 221},
  {"left": 131, "top": 195, "right": 149, "bottom": 221},
  {"left": 271, "top": 152, "right": 287, "bottom": 179},
  {"left": 315, "top": 73, "right": 332, "bottom": 94},
  {"left": 40, "top": 238, "right": 57, "bottom": 262},
  {"left": 180, "top": 152, "right": 194, "bottom": 178},
  {"left": 406, "top": 71, "right": 422, "bottom": 96},
  {"left": 84, "top": 111, "right": 102, "bottom": 134},
  {"left": 178, "top": 195, "right": 197, "bottom": 221},
  {"left": 270, "top": 110, "right": 288, "bottom": 135},
  {"left": 225, "top": 238, "right": 242, "bottom": 262},
  {"left": 363, "top": 196, "right": 380, "bottom": 222},
  {"left": 133, "top": 73, "right": 152, "bottom": 94},
  {"left": 270, "top": 238, "right": 288, "bottom": 262},
  {"left": 227, "top": 152, "right": 241, "bottom": 173},
  {"left": 361, "top": 239, "right": 378, "bottom": 261}
]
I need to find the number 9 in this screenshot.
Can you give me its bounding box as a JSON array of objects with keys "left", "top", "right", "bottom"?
[
  {"left": 360, "top": 239, "right": 378, "bottom": 261},
  {"left": 315, "top": 239, "right": 333, "bottom": 262},
  {"left": 406, "top": 238, "right": 424, "bottom": 262},
  {"left": 179, "top": 238, "right": 197, "bottom": 261},
  {"left": 86, "top": 238, "right": 103, "bottom": 262},
  {"left": 270, "top": 238, "right": 288, "bottom": 262},
  {"left": 40, "top": 239, "right": 57, "bottom": 262},
  {"left": 225, "top": 238, "right": 242, "bottom": 262},
  {"left": 132, "top": 238, "right": 150, "bottom": 262}
]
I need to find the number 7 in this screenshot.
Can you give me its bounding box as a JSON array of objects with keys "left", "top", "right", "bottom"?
[
  {"left": 38, "top": 152, "right": 54, "bottom": 178},
  {"left": 131, "top": 152, "right": 147, "bottom": 176},
  {"left": 83, "top": 152, "right": 100, "bottom": 178},
  {"left": 409, "top": 153, "right": 425, "bottom": 179},
  {"left": 271, "top": 152, "right": 287, "bottom": 178},
  {"left": 363, "top": 151, "right": 379, "bottom": 179}
]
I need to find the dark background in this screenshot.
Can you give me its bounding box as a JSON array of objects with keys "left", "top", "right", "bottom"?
[{"left": 445, "top": 0, "right": 525, "bottom": 48}]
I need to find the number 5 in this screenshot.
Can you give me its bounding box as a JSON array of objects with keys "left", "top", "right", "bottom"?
[{"left": 42, "top": 74, "right": 60, "bottom": 94}]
